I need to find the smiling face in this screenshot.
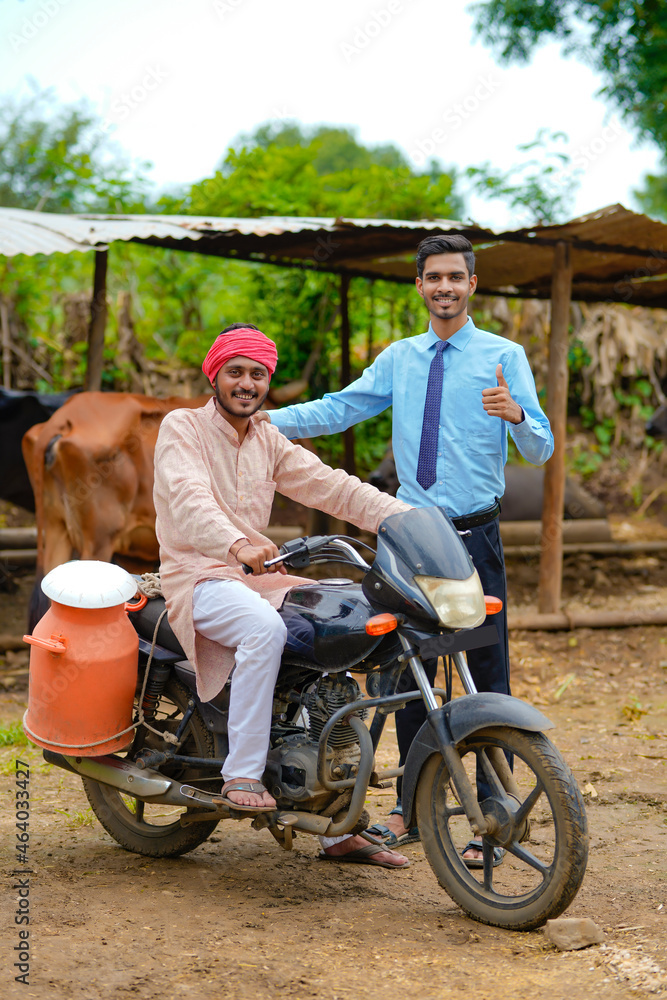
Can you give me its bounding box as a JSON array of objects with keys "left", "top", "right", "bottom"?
[
  {"left": 214, "top": 355, "right": 270, "bottom": 426},
  {"left": 415, "top": 252, "right": 477, "bottom": 330}
]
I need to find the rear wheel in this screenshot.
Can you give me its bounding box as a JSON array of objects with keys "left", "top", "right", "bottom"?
[
  {"left": 415, "top": 726, "right": 588, "bottom": 930},
  {"left": 82, "top": 678, "right": 222, "bottom": 857}
]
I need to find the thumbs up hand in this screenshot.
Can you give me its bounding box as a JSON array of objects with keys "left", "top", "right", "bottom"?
[{"left": 481, "top": 364, "right": 524, "bottom": 424}]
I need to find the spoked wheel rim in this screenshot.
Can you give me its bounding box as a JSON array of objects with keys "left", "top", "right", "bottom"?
[
  {"left": 417, "top": 726, "right": 588, "bottom": 929},
  {"left": 82, "top": 678, "right": 222, "bottom": 856}
]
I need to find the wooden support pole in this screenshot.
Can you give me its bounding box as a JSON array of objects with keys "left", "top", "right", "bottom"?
[
  {"left": 510, "top": 608, "right": 667, "bottom": 632},
  {"left": 340, "top": 273, "right": 356, "bottom": 476},
  {"left": 507, "top": 539, "right": 667, "bottom": 558},
  {"left": 538, "top": 242, "right": 572, "bottom": 613},
  {"left": 0, "top": 301, "right": 10, "bottom": 389},
  {"left": 366, "top": 279, "right": 375, "bottom": 365},
  {"left": 0, "top": 527, "right": 37, "bottom": 547},
  {"left": 85, "top": 249, "right": 108, "bottom": 392}
]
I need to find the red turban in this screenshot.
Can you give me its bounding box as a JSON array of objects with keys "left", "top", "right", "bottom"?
[{"left": 202, "top": 328, "right": 278, "bottom": 385}]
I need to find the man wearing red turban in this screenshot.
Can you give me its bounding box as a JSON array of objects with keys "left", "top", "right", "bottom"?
[
  {"left": 202, "top": 325, "right": 279, "bottom": 388},
  {"left": 154, "top": 323, "right": 412, "bottom": 868}
]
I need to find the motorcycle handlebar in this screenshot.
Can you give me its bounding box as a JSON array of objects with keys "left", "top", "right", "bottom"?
[
  {"left": 241, "top": 534, "right": 372, "bottom": 575},
  {"left": 241, "top": 554, "right": 287, "bottom": 575},
  {"left": 241, "top": 536, "right": 327, "bottom": 575}
]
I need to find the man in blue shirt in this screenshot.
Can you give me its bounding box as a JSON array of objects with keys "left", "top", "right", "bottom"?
[{"left": 267, "top": 234, "right": 553, "bottom": 861}]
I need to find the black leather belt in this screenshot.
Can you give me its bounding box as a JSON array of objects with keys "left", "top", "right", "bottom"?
[{"left": 451, "top": 497, "right": 502, "bottom": 531}]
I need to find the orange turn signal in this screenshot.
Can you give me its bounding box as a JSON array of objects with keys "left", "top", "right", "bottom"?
[
  {"left": 484, "top": 596, "right": 503, "bottom": 615},
  {"left": 365, "top": 613, "right": 398, "bottom": 636}
]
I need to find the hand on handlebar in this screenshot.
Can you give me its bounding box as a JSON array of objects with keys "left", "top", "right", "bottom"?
[{"left": 232, "top": 540, "right": 287, "bottom": 575}]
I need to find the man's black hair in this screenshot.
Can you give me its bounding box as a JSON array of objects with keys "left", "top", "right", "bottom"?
[
  {"left": 220, "top": 323, "right": 259, "bottom": 334},
  {"left": 415, "top": 235, "right": 475, "bottom": 280}
]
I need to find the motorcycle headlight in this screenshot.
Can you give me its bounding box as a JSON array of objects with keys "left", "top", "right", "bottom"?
[{"left": 415, "top": 571, "right": 486, "bottom": 629}]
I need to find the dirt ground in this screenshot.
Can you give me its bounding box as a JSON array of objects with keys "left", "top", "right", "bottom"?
[{"left": 1, "top": 529, "right": 666, "bottom": 1000}]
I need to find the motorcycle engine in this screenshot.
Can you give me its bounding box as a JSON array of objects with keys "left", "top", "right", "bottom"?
[
  {"left": 265, "top": 675, "right": 367, "bottom": 806},
  {"left": 304, "top": 675, "right": 368, "bottom": 747}
]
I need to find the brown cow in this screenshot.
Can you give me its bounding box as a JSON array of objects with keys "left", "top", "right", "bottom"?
[{"left": 22, "top": 391, "right": 210, "bottom": 626}]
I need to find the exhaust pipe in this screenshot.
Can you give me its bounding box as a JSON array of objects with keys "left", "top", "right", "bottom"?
[{"left": 43, "top": 750, "right": 224, "bottom": 811}]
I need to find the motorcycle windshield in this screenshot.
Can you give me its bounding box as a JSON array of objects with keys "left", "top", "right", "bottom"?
[{"left": 368, "top": 507, "right": 476, "bottom": 617}]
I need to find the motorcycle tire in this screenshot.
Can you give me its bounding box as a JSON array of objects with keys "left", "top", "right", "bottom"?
[
  {"left": 415, "top": 726, "right": 588, "bottom": 931},
  {"left": 82, "top": 677, "right": 222, "bottom": 858}
]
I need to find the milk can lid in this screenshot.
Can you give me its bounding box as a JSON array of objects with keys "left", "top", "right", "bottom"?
[{"left": 41, "top": 560, "right": 139, "bottom": 609}]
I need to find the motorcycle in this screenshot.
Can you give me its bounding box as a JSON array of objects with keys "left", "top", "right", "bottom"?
[{"left": 41, "top": 507, "right": 588, "bottom": 931}]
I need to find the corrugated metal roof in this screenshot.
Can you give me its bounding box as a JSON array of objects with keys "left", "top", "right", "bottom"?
[
  {"left": 0, "top": 207, "right": 499, "bottom": 258},
  {"left": 2, "top": 204, "right": 667, "bottom": 306},
  {"left": 468, "top": 205, "right": 667, "bottom": 300},
  {"left": 0, "top": 209, "right": 95, "bottom": 257},
  {"left": 0, "top": 207, "right": 210, "bottom": 256},
  {"left": 511, "top": 203, "right": 667, "bottom": 251}
]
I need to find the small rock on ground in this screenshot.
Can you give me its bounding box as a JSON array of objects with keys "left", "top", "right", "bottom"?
[{"left": 545, "top": 917, "right": 605, "bottom": 951}]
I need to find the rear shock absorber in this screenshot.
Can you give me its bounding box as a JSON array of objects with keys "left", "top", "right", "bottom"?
[{"left": 141, "top": 662, "right": 172, "bottom": 719}]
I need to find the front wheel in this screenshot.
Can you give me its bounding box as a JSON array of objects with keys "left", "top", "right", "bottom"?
[
  {"left": 82, "top": 678, "right": 222, "bottom": 858},
  {"left": 415, "top": 726, "right": 588, "bottom": 931}
]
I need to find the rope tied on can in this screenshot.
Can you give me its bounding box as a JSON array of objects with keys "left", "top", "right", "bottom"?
[
  {"left": 134, "top": 572, "right": 178, "bottom": 744},
  {"left": 136, "top": 572, "right": 163, "bottom": 598}
]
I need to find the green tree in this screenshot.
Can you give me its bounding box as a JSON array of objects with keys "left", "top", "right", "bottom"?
[
  {"left": 635, "top": 165, "right": 667, "bottom": 219},
  {"left": 0, "top": 91, "right": 151, "bottom": 390},
  {"left": 471, "top": 0, "right": 667, "bottom": 147},
  {"left": 470, "top": 1, "right": 667, "bottom": 217},
  {"left": 238, "top": 122, "right": 408, "bottom": 173},
  {"left": 183, "top": 123, "right": 461, "bottom": 220},
  {"left": 0, "top": 90, "right": 149, "bottom": 212},
  {"left": 466, "top": 129, "right": 578, "bottom": 224}
]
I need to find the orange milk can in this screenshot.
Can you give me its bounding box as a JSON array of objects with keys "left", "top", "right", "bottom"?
[{"left": 23, "top": 560, "right": 146, "bottom": 755}]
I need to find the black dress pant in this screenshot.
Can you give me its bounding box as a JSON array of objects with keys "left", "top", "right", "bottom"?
[{"left": 394, "top": 516, "right": 510, "bottom": 805}]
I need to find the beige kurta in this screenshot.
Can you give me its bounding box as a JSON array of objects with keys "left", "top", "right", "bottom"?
[{"left": 154, "top": 398, "right": 409, "bottom": 701}]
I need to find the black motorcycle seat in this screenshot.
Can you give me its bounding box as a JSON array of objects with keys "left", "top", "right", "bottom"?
[{"left": 128, "top": 595, "right": 186, "bottom": 659}]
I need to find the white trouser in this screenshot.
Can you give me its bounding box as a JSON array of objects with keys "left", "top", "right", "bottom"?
[
  {"left": 193, "top": 579, "right": 287, "bottom": 783},
  {"left": 192, "top": 579, "right": 348, "bottom": 849}
]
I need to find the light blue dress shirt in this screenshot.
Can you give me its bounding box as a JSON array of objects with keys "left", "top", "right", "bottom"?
[{"left": 269, "top": 318, "right": 554, "bottom": 517}]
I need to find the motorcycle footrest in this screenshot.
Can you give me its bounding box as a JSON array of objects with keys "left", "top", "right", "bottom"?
[{"left": 178, "top": 784, "right": 229, "bottom": 811}]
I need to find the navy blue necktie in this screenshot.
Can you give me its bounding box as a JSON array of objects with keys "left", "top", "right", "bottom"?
[{"left": 416, "top": 340, "right": 448, "bottom": 490}]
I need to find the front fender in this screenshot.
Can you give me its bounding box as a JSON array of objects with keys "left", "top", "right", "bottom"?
[{"left": 401, "top": 693, "right": 553, "bottom": 828}]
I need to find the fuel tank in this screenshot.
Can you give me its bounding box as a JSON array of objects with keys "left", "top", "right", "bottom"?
[{"left": 281, "top": 580, "right": 381, "bottom": 671}]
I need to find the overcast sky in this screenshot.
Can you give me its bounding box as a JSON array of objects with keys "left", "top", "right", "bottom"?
[{"left": 1, "top": 0, "right": 662, "bottom": 227}]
